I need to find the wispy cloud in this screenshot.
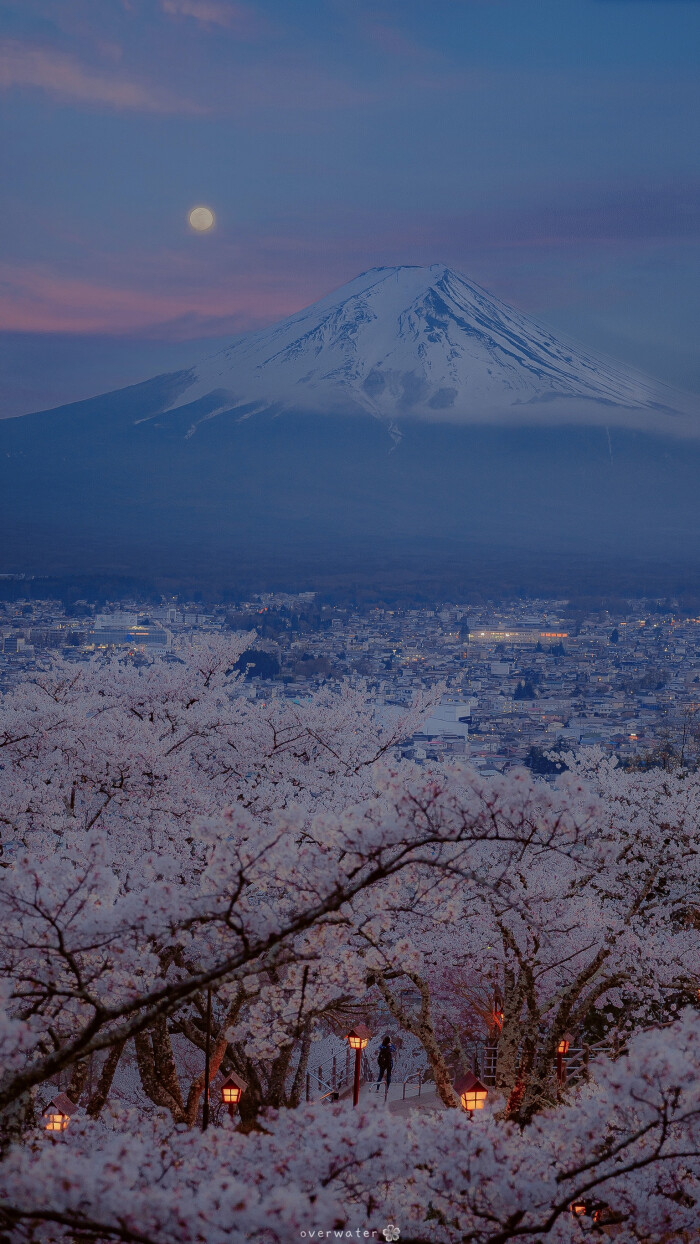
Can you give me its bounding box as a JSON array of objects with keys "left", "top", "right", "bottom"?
[
  {"left": 0, "top": 260, "right": 304, "bottom": 335},
  {"left": 160, "top": 0, "right": 264, "bottom": 34},
  {"left": 2, "top": 174, "right": 699, "bottom": 337},
  {"left": 0, "top": 39, "right": 206, "bottom": 112}
]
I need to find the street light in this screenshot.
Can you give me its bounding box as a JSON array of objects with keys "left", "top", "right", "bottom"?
[
  {"left": 454, "top": 1072, "right": 488, "bottom": 1115},
  {"left": 220, "top": 1072, "right": 247, "bottom": 1119},
  {"left": 556, "top": 1033, "right": 573, "bottom": 1086},
  {"left": 346, "top": 1023, "right": 371, "bottom": 1107},
  {"left": 202, "top": 986, "right": 212, "bottom": 1132}
]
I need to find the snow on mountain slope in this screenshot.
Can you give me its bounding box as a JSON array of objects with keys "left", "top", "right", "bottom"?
[{"left": 169, "top": 265, "right": 697, "bottom": 433}]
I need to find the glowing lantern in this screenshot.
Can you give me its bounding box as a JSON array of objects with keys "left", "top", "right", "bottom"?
[
  {"left": 346, "top": 1023, "right": 371, "bottom": 1107},
  {"left": 454, "top": 1072, "right": 488, "bottom": 1114},
  {"left": 556, "top": 1033, "right": 573, "bottom": 1085},
  {"left": 570, "top": 1202, "right": 586, "bottom": 1216},
  {"left": 43, "top": 1093, "right": 77, "bottom": 1133},
  {"left": 45, "top": 1111, "right": 69, "bottom": 1132},
  {"left": 220, "top": 1072, "right": 247, "bottom": 1117},
  {"left": 346, "top": 1023, "right": 371, "bottom": 1051}
]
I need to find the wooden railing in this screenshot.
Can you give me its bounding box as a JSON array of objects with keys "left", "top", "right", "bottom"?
[
  {"left": 457, "top": 1039, "right": 613, "bottom": 1089},
  {"left": 307, "top": 1051, "right": 373, "bottom": 1102}
]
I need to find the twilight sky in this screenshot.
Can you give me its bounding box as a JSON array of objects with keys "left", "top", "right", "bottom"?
[{"left": 2, "top": 0, "right": 700, "bottom": 415}]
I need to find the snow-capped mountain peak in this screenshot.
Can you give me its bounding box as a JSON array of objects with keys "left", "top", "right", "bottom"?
[{"left": 170, "top": 264, "right": 696, "bottom": 430}]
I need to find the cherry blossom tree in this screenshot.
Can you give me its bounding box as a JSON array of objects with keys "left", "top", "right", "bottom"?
[
  {"left": 1, "top": 649, "right": 700, "bottom": 1241},
  {"left": 1, "top": 1012, "right": 698, "bottom": 1243},
  {"left": 0, "top": 644, "right": 543, "bottom": 1122},
  {"left": 362, "top": 759, "right": 699, "bottom": 1119},
  {"left": 0, "top": 642, "right": 438, "bottom": 1122},
  {"left": 0, "top": 638, "right": 435, "bottom": 865}
]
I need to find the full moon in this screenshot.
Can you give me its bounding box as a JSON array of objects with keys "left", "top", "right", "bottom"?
[{"left": 188, "top": 206, "right": 215, "bottom": 232}]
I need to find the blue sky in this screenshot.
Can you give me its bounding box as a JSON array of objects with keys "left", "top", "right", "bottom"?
[{"left": 2, "top": 0, "right": 700, "bottom": 413}]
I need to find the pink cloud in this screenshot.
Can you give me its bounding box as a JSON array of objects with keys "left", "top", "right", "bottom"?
[
  {"left": 0, "top": 39, "right": 206, "bottom": 112},
  {"left": 5, "top": 177, "right": 690, "bottom": 341},
  {"left": 0, "top": 261, "right": 308, "bottom": 335}
]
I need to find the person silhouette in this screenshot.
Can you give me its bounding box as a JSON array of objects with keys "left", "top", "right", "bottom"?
[{"left": 376, "top": 1035, "right": 396, "bottom": 1098}]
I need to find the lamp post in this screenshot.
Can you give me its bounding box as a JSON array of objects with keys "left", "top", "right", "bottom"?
[
  {"left": 346, "top": 1024, "right": 371, "bottom": 1107},
  {"left": 220, "top": 1072, "right": 248, "bottom": 1120},
  {"left": 556, "top": 1034, "right": 572, "bottom": 1087},
  {"left": 202, "top": 986, "right": 212, "bottom": 1132},
  {"left": 453, "top": 1072, "right": 488, "bottom": 1116}
]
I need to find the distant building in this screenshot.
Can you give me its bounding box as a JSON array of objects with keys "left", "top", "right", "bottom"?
[
  {"left": 90, "top": 625, "right": 171, "bottom": 650},
  {"left": 1, "top": 635, "right": 26, "bottom": 654},
  {"left": 472, "top": 629, "right": 568, "bottom": 645},
  {"left": 420, "top": 700, "right": 474, "bottom": 739},
  {"left": 94, "top": 612, "right": 138, "bottom": 628}
]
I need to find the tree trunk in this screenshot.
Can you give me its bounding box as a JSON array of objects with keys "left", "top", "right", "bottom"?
[
  {"left": 67, "top": 1057, "right": 91, "bottom": 1104},
  {"left": 518, "top": 1037, "right": 558, "bottom": 1123},
  {"left": 151, "top": 1015, "right": 184, "bottom": 1111},
  {"left": 235, "top": 1057, "right": 264, "bottom": 1129},
  {"left": 288, "top": 1022, "right": 312, "bottom": 1108},
  {"left": 87, "top": 1040, "right": 125, "bottom": 1119},
  {"left": 134, "top": 1024, "right": 186, "bottom": 1122},
  {"left": 494, "top": 989, "right": 527, "bottom": 1097},
  {"left": 266, "top": 1044, "right": 294, "bottom": 1109}
]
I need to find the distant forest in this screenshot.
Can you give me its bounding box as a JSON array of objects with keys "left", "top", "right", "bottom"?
[{"left": 4, "top": 562, "right": 700, "bottom": 613}]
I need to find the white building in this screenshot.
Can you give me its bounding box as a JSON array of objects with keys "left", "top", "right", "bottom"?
[
  {"left": 94, "top": 612, "right": 138, "bottom": 628},
  {"left": 420, "top": 700, "right": 474, "bottom": 740}
]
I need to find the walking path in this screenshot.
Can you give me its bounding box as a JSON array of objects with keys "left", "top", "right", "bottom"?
[{"left": 358, "top": 1080, "right": 442, "bottom": 1115}]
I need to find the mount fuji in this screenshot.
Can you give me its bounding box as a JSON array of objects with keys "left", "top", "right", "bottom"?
[
  {"left": 164, "top": 263, "right": 693, "bottom": 432},
  {"left": 1, "top": 264, "right": 700, "bottom": 592}
]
